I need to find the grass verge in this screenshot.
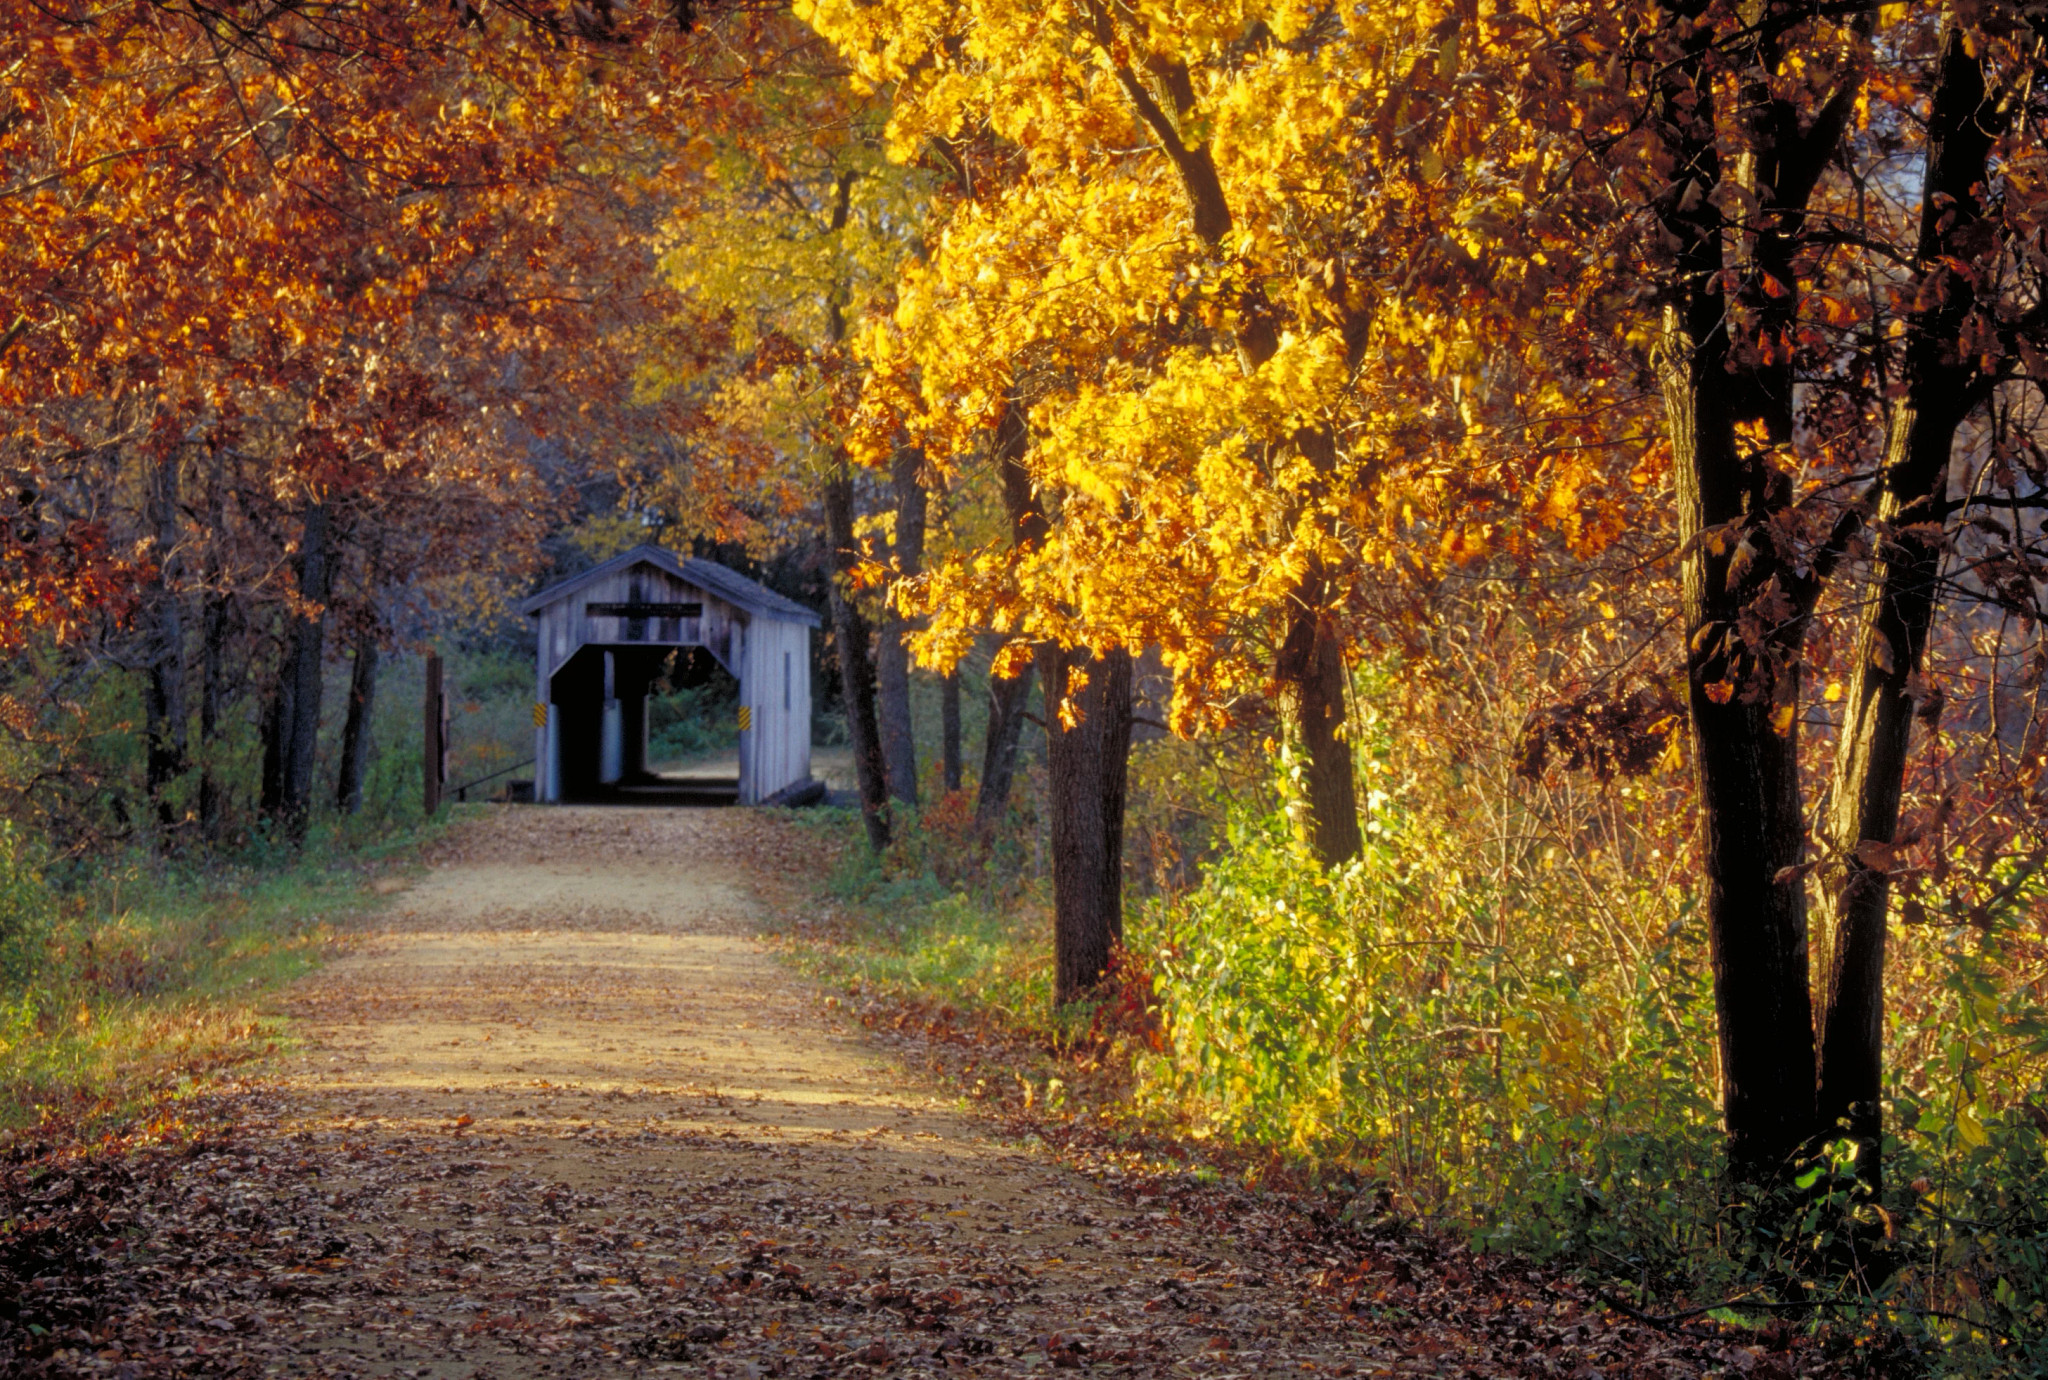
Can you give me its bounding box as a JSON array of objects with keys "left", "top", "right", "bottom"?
[
  {"left": 0, "top": 811, "right": 455, "bottom": 1143},
  {"left": 763, "top": 806, "right": 1181, "bottom": 1159}
]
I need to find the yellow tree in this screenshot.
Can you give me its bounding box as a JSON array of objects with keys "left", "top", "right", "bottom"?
[
  {"left": 640, "top": 19, "right": 941, "bottom": 849},
  {"left": 803, "top": 0, "right": 2048, "bottom": 1206},
  {"left": 799, "top": 0, "right": 1637, "bottom": 999}
]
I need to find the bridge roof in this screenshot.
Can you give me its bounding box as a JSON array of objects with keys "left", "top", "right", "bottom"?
[{"left": 519, "top": 544, "right": 820, "bottom": 627}]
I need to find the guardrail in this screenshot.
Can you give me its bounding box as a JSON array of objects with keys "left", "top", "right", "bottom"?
[{"left": 450, "top": 758, "right": 536, "bottom": 803}]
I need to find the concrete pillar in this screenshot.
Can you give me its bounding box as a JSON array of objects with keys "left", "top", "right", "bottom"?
[
  {"left": 543, "top": 701, "right": 560, "bottom": 802},
  {"left": 599, "top": 650, "right": 623, "bottom": 785}
]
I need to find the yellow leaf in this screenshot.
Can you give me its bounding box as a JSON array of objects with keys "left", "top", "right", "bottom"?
[
  {"left": 1824, "top": 681, "right": 1844, "bottom": 702},
  {"left": 1956, "top": 1102, "right": 1987, "bottom": 1148}
]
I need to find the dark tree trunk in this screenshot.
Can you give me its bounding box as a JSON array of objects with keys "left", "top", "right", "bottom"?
[
  {"left": 1665, "top": 348, "right": 1817, "bottom": 1186},
  {"left": 1040, "top": 642, "right": 1134, "bottom": 1006},
  {"left": 197, "top": 449, "right": 233, "bottom": 840},
  {"left": 423, "top": 649, "right": 445, "bottom": 816},
  {"left": 876, "top": 446, "right": 927, "bottom": 807},
  {"left": 1648, "top": 17, "right": 1856, "bottom": 1187},
  {"left": 275, "top": 504, "right": 333, "bottom": 841},
  {"left": 141, "top": 450, "right": 188, "bottom": 829},
  {"left": 198, "top": 587, "right": 232, "bottom": 839},
  {"left": 824, "top": 461, "right": 891, "bottom": 853},
  {"left": 336, "top": 625, "right": 380, "bottom": 815},
  {"left": 975, "top": 656, "right": 1034, "bottom": 830},
  {"left": 1277, "top": 587, "right": 1360, "bottom": 864},
  {"left": 941, "top": 668, "right": 962, "bottom": 793},
  {"left": 1814, "top": 29, "right": 1996, "bottom": 1186},
  {"left": 260, "top": 671, "right": 289, "bottom": 821},
  {"left": 975, "top": 395, "right": 1050, "bottom": 834}
]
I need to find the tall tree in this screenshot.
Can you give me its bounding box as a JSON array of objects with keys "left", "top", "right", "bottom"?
[
  {"left": 972, "top": 397, "right": 1043, "bottom": 833},
  {"left": 1812, "top": 25, "right": 2005, "bottom": 1184},
  {"left": 877, "top": 445, "right": 928, "bottom": 806},
  {"left": 1040, "top": 642, "right": 1134, "bottom": 1004},
  {"left": 1642, "top": 0, "right": 1845, "bottom": 1186},
  {"left": 805, "top": 0, "right": 1377, "bottom": 865}
]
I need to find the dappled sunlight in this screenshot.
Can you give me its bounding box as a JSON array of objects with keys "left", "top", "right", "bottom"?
[{"left": 169, "top": 807, "right": 1432, "bottom": 1377}]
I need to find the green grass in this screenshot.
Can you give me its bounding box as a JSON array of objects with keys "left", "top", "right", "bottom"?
[
  {"left": 0, "top": 814, "right": 451, "bottom": 1138},
  {"left": 775, "top": 807, "right": 1060, "bottom": 1024}
]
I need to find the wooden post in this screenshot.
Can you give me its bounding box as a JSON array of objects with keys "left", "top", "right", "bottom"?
[{"left": 424, "top": 650, "right": 445, "bottom": 816}]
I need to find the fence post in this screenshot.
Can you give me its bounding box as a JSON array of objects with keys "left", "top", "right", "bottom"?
[{"left": 424, "top": 650, "right": 445, "bottom": 815}]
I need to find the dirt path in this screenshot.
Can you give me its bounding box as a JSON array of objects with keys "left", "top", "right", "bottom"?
[
  {"left": 234, "top": 807, "right": 1396, "bottom": 1378},
  {"left": 5, "top": 807, "right": 1840, "bottom": 1380}
]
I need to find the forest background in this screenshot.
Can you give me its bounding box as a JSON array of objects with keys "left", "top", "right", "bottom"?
[{"left": 1, "top": 1, "right": 2046, "bottom": 1374}]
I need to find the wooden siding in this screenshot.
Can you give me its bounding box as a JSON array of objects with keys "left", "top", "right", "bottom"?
[
  {"left": 736, "top": 616, "right": 811, "bottom": 804},
  {"left": 530, "top": 556, "right": 811, "bottom": 803},
  {"left": 533, "top": 562, "right": 744, "bottom": 686}
]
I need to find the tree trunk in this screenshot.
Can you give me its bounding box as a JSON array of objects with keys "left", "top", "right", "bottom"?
[
  {"left": 277, "top": 503, "right": 333, "bottom": 841},
  {"left": 1665, "top": 336, "right": 1817, "bottom": 1186},
  {"left": 260, "top": 673, "right": 289, "bottom": 821},
  {"left": 1040, "top": 642, "right": 1134, "bottom": 1005},
  {"left": 876, "top": 446, "right": 927, "bottom": 807},
  {"left": 1277, "top": 576, "right": 1360, "bottom": 863},
  {"left": 336, "top": 624, "right": 380, "bottom": 815},
  {"left": 1651, "top": 29, "right": 1827, "bottom": 1188},
  {"left": 975, "top": 395, "right": 1050, "bottom": 834},
  {"left": 1814, "top": 28, "right": 1996, "bottom": 1184},
  {"left": 141, "top": 450, "right": 188, "bottom": 830},
  {"left": 1272, "top": 428, "right": 1363, "bottom": 865},
  {"left": 824, "top": 461, "right": 891, "bottom": 852},
  {"left": 975, "top": 656, "right": 1034, "bottom": 830},
  {"left": 197, "top": 449, "right": 232, "bottom": 840},
  {"left": 198, "top": 587, "right": 232, "bottom": 839},
  {"left": 942, "top": 668, "right": 962, "bottom": 793},
  {"left": 423, "top": 649, "right": 445, "bottom": 816}
]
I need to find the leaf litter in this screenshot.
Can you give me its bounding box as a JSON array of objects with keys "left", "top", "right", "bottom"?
[{"left": 2, "top": 808, "right": 1878, "bottom": 1377}]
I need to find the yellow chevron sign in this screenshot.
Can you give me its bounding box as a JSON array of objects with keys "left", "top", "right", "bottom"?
[
  {"left": 532, "top": 702, "right": 547, "bottom": 728},
  {"left": 737, "top": 705, "right": 752, "bottom": 731}
]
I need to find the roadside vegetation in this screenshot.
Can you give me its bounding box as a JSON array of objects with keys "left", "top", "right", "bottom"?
[
  {"left": 0, "top": 824, "right": 409, "bottom": 1138},
  {"left": 783, "top": 658, "right": 2048, "bottom": 1377}
]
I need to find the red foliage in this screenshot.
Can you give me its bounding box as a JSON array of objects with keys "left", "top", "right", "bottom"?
[{"left": 1088, "top": 945, "right": 1164, "bottom": 1053}]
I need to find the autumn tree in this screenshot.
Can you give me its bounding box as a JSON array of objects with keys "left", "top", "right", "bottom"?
[
  {"left": 805, "top": 0, "right": 1383, "bottom": 874},
  {"left": 1, "top": 0, "right": 720, "bottom": 842},
  {"left": 797, "top": 0, "right": 2048, "bottom": 1191},
  {"left": 1488, "top": 1, "right": 2048, "bottom": 1195},
  {"left": 640, "top": 19, "right": 947, "bottom": 850}
]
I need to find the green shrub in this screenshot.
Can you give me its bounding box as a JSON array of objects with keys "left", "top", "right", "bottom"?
[
  {"left": 1138, "top": 781, "right": 1718, "bottom": 1268},
  {"left": 0, "top": 822, "right": 53, "bottom": 990},
  {"left": 1136, "top": 722, "right": 2048, "bottom": 1374}
]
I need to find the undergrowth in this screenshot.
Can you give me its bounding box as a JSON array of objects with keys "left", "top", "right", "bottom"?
[
  {"left": 777, "top": 708, "right": 2048, "bottom": 1376},
  {"left": 0, "top": 812, "right": 449, "bottom": 1140},
  {"left": 777, "top": 800, "right": 1058, "bottom": 1036}
]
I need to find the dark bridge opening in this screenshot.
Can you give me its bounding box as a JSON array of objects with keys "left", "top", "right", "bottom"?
[{"left": 548, "top": 643, "right": 740, "bottom": 806}]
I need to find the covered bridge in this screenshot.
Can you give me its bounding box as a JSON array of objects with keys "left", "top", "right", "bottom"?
[{"left": 522, "top": 545, "right": 819, "bottom": 805}]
